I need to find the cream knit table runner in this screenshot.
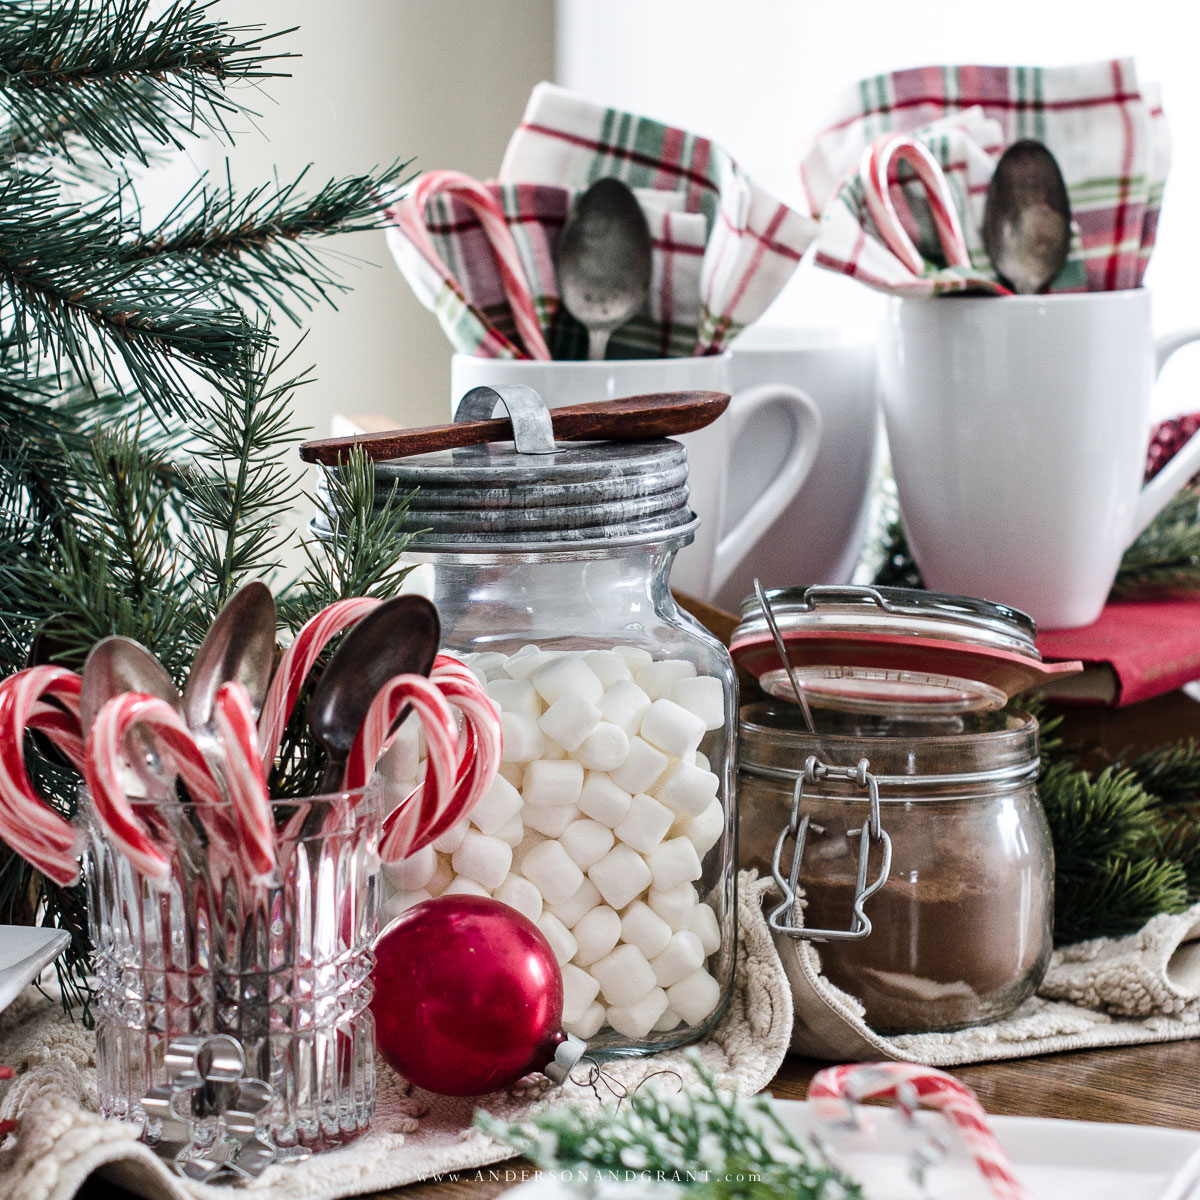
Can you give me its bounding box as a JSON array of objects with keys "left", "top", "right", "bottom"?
[{"left": 0, "top": 873, "right": 792, "bottom": 1200}]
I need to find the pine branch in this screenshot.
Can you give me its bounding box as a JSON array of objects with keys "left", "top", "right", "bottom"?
[
  {"left": 125, "top": 161, "right": 412, "bottom": 322},
  {"left": 0, "top": 171, "right": 268, "bottom": 414},
  {"left": 1112, "top": 488, "right": 1200, "bottom": 599},
  {"left": 0, "top": 0, "right": 293, "bottom": 164},
  {"left": 1122, "top": 739, "right": 1200, "bottom": 820},
  {"left": 1053, "top": 855, "right": 1190, "bottom": 944},
  {"left": 175, "top": 339, "right": 306, "bottom": 607}
]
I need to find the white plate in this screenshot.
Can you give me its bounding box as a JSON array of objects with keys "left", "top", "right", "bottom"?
[
  {"left": 498, "top": 1096, "right": 1200, "bottom": 1200},
  {"left": 0, "top": 925, "right": 71, "bottom": 1013}
]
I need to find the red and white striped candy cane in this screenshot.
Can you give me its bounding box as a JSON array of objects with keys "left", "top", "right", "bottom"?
[
  {"left": 258, "top": 596, "right": 381, "bottom": 769},
  {"left": 213, "top": 681, "right": 277, "bottom": 882},
  {"left": 390, "top": 170, "right": 551, "bottom": 361},
  {"left": 861, "top": 134, "right": 971, "bottom": 275},
  {"left": 86, "top": 693, "right": 226, "bottom": 883},
  {"left": 809, "top": 1063, "right": 1030, "bottom": 1200},
  {"left": 0, "top": 668, "right": 86, "bottom": 885}
]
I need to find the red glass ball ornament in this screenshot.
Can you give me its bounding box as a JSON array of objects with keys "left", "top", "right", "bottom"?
[{"left": 371, "top": 894, "right": 571, "bottom": 1096}]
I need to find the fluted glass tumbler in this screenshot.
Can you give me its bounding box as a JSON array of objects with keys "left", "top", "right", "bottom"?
[{"left": 83, "top": 783, "right": 382, "bottom": 1159}]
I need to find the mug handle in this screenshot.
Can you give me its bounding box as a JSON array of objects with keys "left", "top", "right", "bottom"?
[
  {"left": 1131, "top": 328, "right": 1200, "bottom": 540},
  {"left": 709, "top": 385, "right": 822, "bottom": 597}
]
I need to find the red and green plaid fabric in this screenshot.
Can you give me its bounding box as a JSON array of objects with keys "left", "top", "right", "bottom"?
[{"left": 801, "top": 58, "right": 1167, "bottom": 296}]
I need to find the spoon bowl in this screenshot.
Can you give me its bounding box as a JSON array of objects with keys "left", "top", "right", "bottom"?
[
  {"left": 982, "top": 140, "right": 1072, "bottom": 295},
  {"left": 308, "top": 595, "right": 441, "bottom": 791},
  {"left": 557, "top": 177, "right": 653, "bottom": 361}
]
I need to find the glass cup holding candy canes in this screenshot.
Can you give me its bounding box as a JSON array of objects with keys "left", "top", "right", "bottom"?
[{"left": 319, "top": 387, "right": 739, "bottom": 1055}]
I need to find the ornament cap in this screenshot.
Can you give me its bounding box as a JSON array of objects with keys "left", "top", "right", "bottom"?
[{"left": 544, "top": 1033, "right": 587, "bottom": 1085}]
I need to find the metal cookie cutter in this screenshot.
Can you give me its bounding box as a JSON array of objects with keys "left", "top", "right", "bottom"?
[
  {"left": 768, "top": 755, "right": 892, "bottom": 941},
  {"left": 141, "top": 1034, "right": 277, "bottom": 1184}
]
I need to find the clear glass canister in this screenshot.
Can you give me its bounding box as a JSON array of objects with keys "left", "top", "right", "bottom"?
[
  {"left": 739, "top": 703, "right": 1051, "bottom": 1033},
  {"left": 330, "top": 386, "right": 737, "bottom": 1056},
  {"left": 731, "top": 585, "right": 1062, "bottom": 1036}
]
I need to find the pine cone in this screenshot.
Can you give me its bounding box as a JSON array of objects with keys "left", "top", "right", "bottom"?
[{"left": 1146, "top": 412, "right": 1200, "bottom": 482}]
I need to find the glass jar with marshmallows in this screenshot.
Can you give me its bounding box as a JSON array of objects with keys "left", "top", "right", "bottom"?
[{"left": 330, "top": 386, "right": 737, "bottom": 1057}]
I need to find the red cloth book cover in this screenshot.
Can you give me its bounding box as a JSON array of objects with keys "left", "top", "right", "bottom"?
[{"left": 1037, "top": 596, "right": 1200, "bottom": 706}]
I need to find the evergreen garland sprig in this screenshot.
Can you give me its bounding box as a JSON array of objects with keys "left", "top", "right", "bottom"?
[{"left": 0, "top": 0, "right": 293, "bottom": 164}]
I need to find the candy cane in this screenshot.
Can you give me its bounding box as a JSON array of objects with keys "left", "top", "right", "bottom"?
[
  {"left": 258, "top": 596, "right": 381, "bottom": 769},
  {"left": 0, "top": 668, "right": 86, "bottom": 885},
  {"left": 809, "top": 1063, "right": 1030, "bottom": 1200},
  {"left": 86, "top": 693, "right": 226, "bottom": 883},
  {"left": 213, "top": 682, "right": 276, "bottom": 882},
  {"left": 389, "top": 170, "right": 551, "bottom": 361},
  {"left": 861, "top": 134, "right": 971, "bottom": 275}
]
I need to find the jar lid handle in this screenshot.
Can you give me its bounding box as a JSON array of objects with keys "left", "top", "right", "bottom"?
[{"left": 455, "top": 385, "right": 557, "bottom": 455}]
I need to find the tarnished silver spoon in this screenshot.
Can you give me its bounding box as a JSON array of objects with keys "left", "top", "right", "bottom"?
[
  {"left": 557, "top": 177, "right": 652, "bottom": 361},
  {"left": 982, "top": 139, "right": 1072, "bottom": 294},
  {"left": 308, "top": 595, "right": 441, "bottom": 793}
]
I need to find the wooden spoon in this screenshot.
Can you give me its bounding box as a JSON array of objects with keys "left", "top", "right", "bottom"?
[{"left": 299, "top": 390, "right": 730, "bottom": 466}]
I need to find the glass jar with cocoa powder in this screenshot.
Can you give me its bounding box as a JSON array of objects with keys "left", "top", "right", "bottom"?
[{"left": 732, "top": 585, "right": 1076, "bottom": 1035}]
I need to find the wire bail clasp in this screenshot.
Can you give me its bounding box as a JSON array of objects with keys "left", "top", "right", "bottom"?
[{"left": 768, "top": 755, "right": 892, "bottom": 941}]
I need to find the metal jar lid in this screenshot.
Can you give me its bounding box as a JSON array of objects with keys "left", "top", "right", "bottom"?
[
  {"left": 314, "top": 385, "right": 699, "bottom": 552},
  {"left": 731, "top": 584, "right": 1082, "bottom": 714}
]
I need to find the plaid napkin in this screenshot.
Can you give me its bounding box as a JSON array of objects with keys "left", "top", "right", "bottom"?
[
  {"left": 386, "top": 83, "right": 816, "bottom": 360},
  {"left": 802, "top": 58, "right": 1168, "bottom": 296}
]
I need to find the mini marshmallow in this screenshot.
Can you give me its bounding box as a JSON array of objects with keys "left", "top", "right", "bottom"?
[
  {"left": 495, "top": 813, "right": 525, "bottom": 847},
  {"left": 648, "top": 837, "right": 703, "bottom": 891},
  {"left": 561, "top": 963, "right": 602, "bottom": 1025},
  {"left": 650, "top": 930, "right": 706, "bottom": 988},
  {"left": 613, "top": 792, "right": 674, "bottom": 856},
  {"left": 578, "top": 772, "right": 634, "bottom": 827},
  {"left": 521, "top": 839, "right": 585, "bottom": 905},
  {"left": 470, "top": 774, "right": 524, "bottom": 836},
  {"left": 588, "top": 844, "right": 653, "bottom": 911},
  {"left": 598, "top": 679, "right": 652, "bottom": 736},
  {"left": 653, "top": 760, "right": 719, "bottom": 819},
  {"left": 640, "top": 699, "right": 706, "bottom": 760},
  {"left": 572, "top": 905, "right": 622, "bottom": 966},
  {"left": 573, "top": 1001, "right": 606, "bottom": 1040},
  {"left": 380, "top": 888, "right": 431, "bottom": 924},
  {"left": 689, "top": 902, "right": 722, "bottom": 957},
  {"left": 538, "top": 692, "right": 602, "bottom": 751},
  {"left": 379, "top": 716, "right": 421, "bottom": 783},
  {"left": 635, "top": 659, "right": 697, "bottom": 701},
  {"left": 538, "top": 739, "right": 568, "bottom": 760},
  {"left": 432, "top": 819, "right": 469, "bottom": 855},
  {"left": 513, "top": 830, "right": 544, "bottom": 866},
  {"left": 613, "top": 645, "right": 653, "bottom": 669},
  {"left": 536, "top": 912, "right": 578, "bottom": 966},
  {"left": 609, "top": 736, "right": 670, "bottom": 795},
  {"left": 504, "top": 648, "right": 558, "bottom": 680},
  {"left": 590, "top": 944, "right": 657, "bottom": 1008},
  {"left": 522, "top": 803, "right": 578, "bottom": 838},
  {"left": 694, "top": 751, "right": 710, "bottom": 772},
  {"left": 443, "top": 877, "right": 490, "bottom": 898},
  {"left": 469, "top": 651, "right": 508, "bottom": 680},
  {"left": 383, "top": 841, "right": 436, "bottom": 892},
  {"left": 654, "top": 1009, "right": 682, "bottom": 1033},
  {"left": 583, "top": 650, "right": 632, "bottom": 688},
  {"left": 607, "top": 987, "right": 670, "bottom": 1039},
  {"left": 427, "top": 855, "right": 454, "bottom": 897},
  {"left": 648, "top": 882, "right": 698, "bottom": 931},
  {"left": 573, "top": 722, "right": 630, "bottom": 771},
  {"left": 549, "top": 877, "right": 602, "bottom": 928},
  {"left": 467, "top": 663, "right": 487, "bottom": 688},
  {"left": 523, "top": 759, "right": 585, "bottom": 807},
  {"left": 620, "top": 900, "right": 673, "bottom": 960},
  {"left": 499, "top": 712, "right": 546, "bottom": 762},
  {"left": 667, "top": 675, "right": 725, "bottom": 731},
  {"left": 666, "top": 968, "right": 721, "bottom": 1025},
  {"left": 532, "top": 656, "right": 603, "bottom": 706},
  {"left": 682, "top": 799, "right": 724, "bottom": 855},
  {"left": 452, "top": 831, "right": 512, "bottom": 891},
  {"left": 486, "top": 677, "right": 542, "bottom": 717},
  {"left": 498, "top": 762, "right": 525, "bottom": 789},
  {"left": 493, "top": 873, "right": 544, "bottom": 923},
  {"left": 560, "top": 818, "right": 615, "bottom": 870}
]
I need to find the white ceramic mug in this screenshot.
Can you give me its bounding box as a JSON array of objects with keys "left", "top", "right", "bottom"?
[
  {"left": 450, "top": 353, "right": 821, "bottom": 602},
  {"left": 723, "top": 327, "right": 879, "bottom": 612},
  {"left": 879, "top": 290, "right": 1200, "bottom": 629}
]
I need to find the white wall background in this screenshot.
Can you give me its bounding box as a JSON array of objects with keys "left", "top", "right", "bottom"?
[{"left": 557, "top": 0, "right": 1200, "bottom": 418}]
